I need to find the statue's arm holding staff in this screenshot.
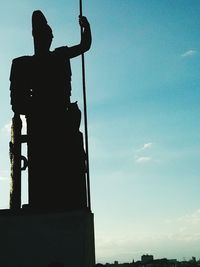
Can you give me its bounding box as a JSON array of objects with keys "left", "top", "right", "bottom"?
[{"left": 66, "top": 16, "right": 92, "bottom": 58}]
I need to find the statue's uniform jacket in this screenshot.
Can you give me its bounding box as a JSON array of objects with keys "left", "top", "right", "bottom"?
[
  {"left": 10, "top": 46, "right": 72, "bottom": 114},
  {"left": 10, "top": 46, "right": 87, "bottom": 210}
]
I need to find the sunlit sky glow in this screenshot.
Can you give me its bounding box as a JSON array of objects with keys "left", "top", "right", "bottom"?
[{"left": 0, "top": 0, "right": 200, "bottom": 264}]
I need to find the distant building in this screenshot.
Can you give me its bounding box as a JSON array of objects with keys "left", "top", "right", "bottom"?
[{"left": 141, "top": 255, "right": 154, "bottom": 263}]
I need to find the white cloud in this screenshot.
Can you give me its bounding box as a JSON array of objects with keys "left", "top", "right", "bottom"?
[
  {"left": 1, "top": 115, "right": 27, "bottom": 135},
  {"left": 177, "top": 209, "right": 200, "bottom": 225},
  {"left": 135, "top": 156, "right": 152, "bottom": 164},
  {"left": 181, "top": 49, "right": 197, "bottom": 58},
  {"left": 165, "top": 209, "right": 200, "bottom": 226},
  {"left": 165, "top": 209, "right": 200, "bottom": 242},
  {"left": 143, "top": 142, "right": 153, "bottom": 150},
  {"left": 2, "top": 121, "right": 11, "bottom": 134},
  {"left": 138, "top": 142, "right": 153, "bottom": 152},
  {"left": 135, "top": 143, "right": 154, "bottom": 163},
  {"left": 0, "top": 176, "right": 9, "bottom": 181}
]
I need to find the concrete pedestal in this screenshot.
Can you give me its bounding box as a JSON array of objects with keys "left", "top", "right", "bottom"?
[{"left": 0, "top": 209, "right": 95, "bottom": 267}]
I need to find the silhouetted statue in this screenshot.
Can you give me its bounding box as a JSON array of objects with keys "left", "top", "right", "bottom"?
[
  {"left": 9, "top": 10, "right": 92, "bottom": 210},
  {"left": 47, "top": 261, "right": 65, "bottom": 267}
]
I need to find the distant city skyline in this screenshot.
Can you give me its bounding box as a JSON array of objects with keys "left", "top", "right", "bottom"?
[
  {"left": 0, "top": 0, "right": 200, "bottom": 263},
  {"left": 96, "top": 254, "right": 199, "bottom": 266}
]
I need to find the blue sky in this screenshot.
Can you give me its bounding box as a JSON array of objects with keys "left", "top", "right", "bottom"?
[{"left": 0, "top": 0, "right": 200, "bottom": 264}]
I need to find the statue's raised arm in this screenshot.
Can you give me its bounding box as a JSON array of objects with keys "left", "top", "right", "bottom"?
[{"left": 67, "top": 16, "right": 92, "bottom": 58}]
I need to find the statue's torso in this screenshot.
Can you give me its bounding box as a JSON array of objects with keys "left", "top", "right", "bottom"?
[{"left": 10, "top": 46, "right": 72, "bottom": 114}]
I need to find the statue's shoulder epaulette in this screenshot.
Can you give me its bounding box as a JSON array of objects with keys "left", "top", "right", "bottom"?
[
  {"left": 12, "top": 55, "right": 32, "bottom": 65},
  {"left": 10, "top": 56, "right": 32, "bottom": 81}
]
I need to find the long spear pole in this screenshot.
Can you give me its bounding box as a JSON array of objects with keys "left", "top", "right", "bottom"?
[{"left": 79, "top": 0, "right": 91, "bottom": 211}]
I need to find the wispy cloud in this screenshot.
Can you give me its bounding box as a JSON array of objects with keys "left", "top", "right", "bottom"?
[
  {"left": 135, "top": 143, "right": 154, "bottom": 164},
  {"left": 1, "top": 115, "right": 27, "bottom": 135},
  {"left": 181, "top": 49, "right": 198, "bottom": 58},
  {"left": 135, "top": 156, "right": 152, "bottom": 164},
  {"left": 165, "top": 209, "right": 200, "bottom": 242},
  {"left": 0, "top": 171, "right": 9, "bottom": 182},
  {"left": 2, "top": 121, "right": 11, "bottom": 134},
  {"left": 137, "top": 142, "right": 153, "bottom": 152},
  {"left": 177, "top": 209, "right": 200, "bottom": 225},
  {"left": 0, "top": 176, "right": 9, "bottom": 181},
  {"left": 166, "top": 209, "right": 200, "bottom": 225}
]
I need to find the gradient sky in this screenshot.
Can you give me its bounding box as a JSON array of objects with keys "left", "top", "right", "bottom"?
[{"left": 0, "top": 0, "right": 200, "bottom": 264}]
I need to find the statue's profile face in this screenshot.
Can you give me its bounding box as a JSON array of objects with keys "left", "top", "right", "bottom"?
[
  {"left": 32, "top": 10, "right": 53, "bottom": 54},
  {"left": 34, "top": 30, "right": 53, "bottom": 53}
]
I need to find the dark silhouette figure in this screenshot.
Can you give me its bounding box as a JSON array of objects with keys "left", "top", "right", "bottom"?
[
  {"left": 9, "top": 10, "right": 92, "bottom": 210},
  {"left": 47, "top": 261, "right": 65, "bottom": 267}
]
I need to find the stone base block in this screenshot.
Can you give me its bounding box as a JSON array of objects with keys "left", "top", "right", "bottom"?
[{"left": 0, "top": 209, "right": 95, "bottom": 267}]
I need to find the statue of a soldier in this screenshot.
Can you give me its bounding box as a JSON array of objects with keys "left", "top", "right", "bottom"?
[{"left": 9, "top": 10, "right": 92, "bottom": 210}]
